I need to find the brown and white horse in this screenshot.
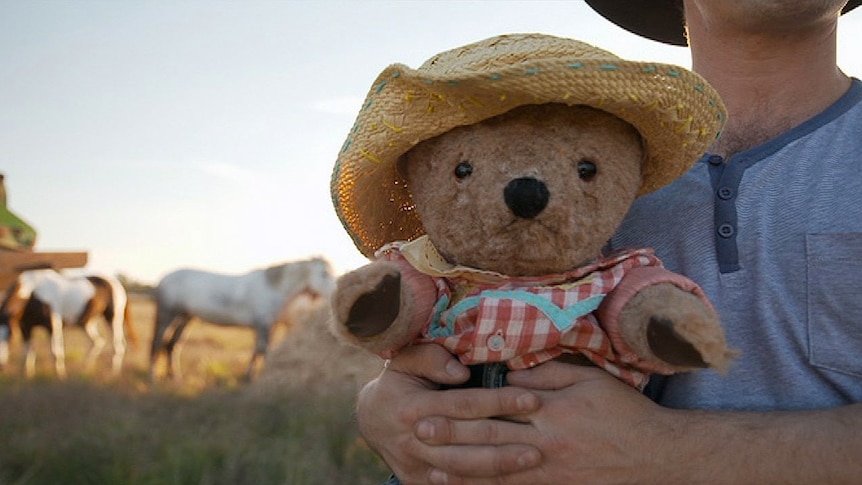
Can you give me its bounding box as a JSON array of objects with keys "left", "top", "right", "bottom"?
[
  {"left": 0, "top": 268, "right": 136, "bottom": 378},
  {"left": 150, "top": 257, "right": 335, "bottom": 382}
]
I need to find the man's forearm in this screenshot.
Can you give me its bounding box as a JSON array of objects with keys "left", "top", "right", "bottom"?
[{"left": 657, "top": 403, "right": 862, "bottom": 484}]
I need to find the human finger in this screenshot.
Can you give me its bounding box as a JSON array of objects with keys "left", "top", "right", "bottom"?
[
  {"left": 415, "top": 414, "right": 539, "bottom": 446},
  {"left": 506, "top": 360, "right": 608, "bottom": 390},
  {"left": 386, "top": 343, "right": 471, "bottom": 386},
  {"left": 419, "top": 386, "right": 540, "bottom": 422},
  {"left": 358, "top": 377, "right": 536, "bottom": 441},
  {"left": 422, "top": 444, "right": 542, "bottom": 483}
]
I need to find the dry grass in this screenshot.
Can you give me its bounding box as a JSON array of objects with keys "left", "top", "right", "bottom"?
[
  {"left": 0, "top": 295, "right": 390, "bottom": 485},
  {"left": 7, "top": 294, "right": 270, "bottom": 391}
]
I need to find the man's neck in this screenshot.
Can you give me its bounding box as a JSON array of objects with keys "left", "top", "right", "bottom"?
[{"left": 686, "top": 8, "right": 851, "bottom": 157}]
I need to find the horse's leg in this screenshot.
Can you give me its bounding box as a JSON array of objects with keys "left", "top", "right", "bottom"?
[
  {"left": 245, "top": 323, "right": 272, "bottom": 382},
  {"left": 83, "top": 319, "right": 106, "bottom": 373},
  {"left": 164, "top": 315, "right": 190, "bottom": 379},
  {"left": 0, "top": 339, "right": 8, "bottom": 369},
  {"left": 49, "top": 312, "right": 67, "bottom": 379},
  {"left": 23, "top": 340, "right": 36, "bottom": 378},
  {"left": 17, "top": 319, "right": 34, "bottom": 378},
  {"left": 150, "top": 304, "right": 177, "bottom": 381},
  {"left": 0, "top": 324, "right": 9, "bottom": 369}
]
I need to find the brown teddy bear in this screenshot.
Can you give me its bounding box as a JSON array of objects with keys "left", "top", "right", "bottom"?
[{"left": 329, "top": 33, "right": 735, "bottom": 390}]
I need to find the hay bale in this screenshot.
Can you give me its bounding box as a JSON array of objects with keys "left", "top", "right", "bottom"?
[{"left": 251, "top": 298, "right": 383, "bottom": 399}]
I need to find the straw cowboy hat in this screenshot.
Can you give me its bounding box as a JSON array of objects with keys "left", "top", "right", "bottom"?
[
  {"left": 331, "top": 33, "right": 727, "bottom": 259},
  {"left": 585, "top": 0, "right": 862, "bottom": 46}
]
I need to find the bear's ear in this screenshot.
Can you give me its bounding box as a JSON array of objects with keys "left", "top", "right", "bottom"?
[
  {"left": 637, "top": 135, "right": 647, "bottom": 171},
  {"left": 396, "top": 151, "right": 411, "bottom": 178}
]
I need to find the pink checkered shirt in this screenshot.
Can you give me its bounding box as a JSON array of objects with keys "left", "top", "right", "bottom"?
[{"left": 380, "top": 244, "right": 689, "bottom": 389}]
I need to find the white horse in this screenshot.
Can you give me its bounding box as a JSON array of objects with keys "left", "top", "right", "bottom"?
[
  {"left": 150, "top": 257, "right": 335, "bottom": 381},
  {"left": 0, "top": 268, "right": 135, "bottom": 378}
]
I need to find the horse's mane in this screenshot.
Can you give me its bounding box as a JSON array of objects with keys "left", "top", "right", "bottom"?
[
  {"left": 263, "top": 257, "right": 331, "bottom": 289},
  {"left": 264, "top": 263, "right": 290, "bottom": 287}
]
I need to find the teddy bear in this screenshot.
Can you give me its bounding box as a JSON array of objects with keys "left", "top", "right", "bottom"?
[{"left": 328, "top": 33, "right": 735, "bottom": 391}]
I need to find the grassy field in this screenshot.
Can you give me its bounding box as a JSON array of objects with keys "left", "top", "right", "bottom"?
[{"left": 0, "top": 295, "right": 391, "bottom": 485}]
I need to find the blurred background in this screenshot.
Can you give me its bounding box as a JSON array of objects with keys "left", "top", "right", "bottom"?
[{"left": 6, "top": 0, "right": 859, "bottom": 284}]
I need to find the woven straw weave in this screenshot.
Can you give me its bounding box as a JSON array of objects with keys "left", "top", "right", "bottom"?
[{"left": 331, "top": 33, "right": 726, "bottom": 259}]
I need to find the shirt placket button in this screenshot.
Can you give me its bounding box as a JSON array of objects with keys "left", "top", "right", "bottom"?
[{"left": 487, "top": 332, "right": 506, "bottom": 351}]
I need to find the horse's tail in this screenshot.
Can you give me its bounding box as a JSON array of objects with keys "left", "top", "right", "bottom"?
[
  {"left": 97, "top": 274, "right": 138, "bottom": 350},
  {"left": 123, "top": 298, "right": 138, "bottom": 350}
]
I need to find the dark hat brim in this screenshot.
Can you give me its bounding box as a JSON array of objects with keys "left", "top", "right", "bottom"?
[{"left": 585, "top": 0, "right": 862, "bottom": 46}]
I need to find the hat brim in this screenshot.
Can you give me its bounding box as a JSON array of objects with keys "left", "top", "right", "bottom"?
[
  {"left": 585, "top": 0, "right": 862, "bottom": 46},
  {"left": 332, "top": 54, "right": 726, "bottom": 258}
]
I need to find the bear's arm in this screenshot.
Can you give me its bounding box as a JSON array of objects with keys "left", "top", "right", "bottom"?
[{"left": 596, "top": 266, "right": 728, "bottom": 373}]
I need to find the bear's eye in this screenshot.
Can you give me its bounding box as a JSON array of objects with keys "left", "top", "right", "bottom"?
[
  {"left": 454, "top": 161, "right": 473, "bottom": 180},
  {"left": 577, "top": 160, "right": 597, "bottom": 181}
]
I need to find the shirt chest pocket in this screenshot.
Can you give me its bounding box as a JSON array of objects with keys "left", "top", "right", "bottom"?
[{"left": 806, "top": 233, "right": 862, "bottom": 377}]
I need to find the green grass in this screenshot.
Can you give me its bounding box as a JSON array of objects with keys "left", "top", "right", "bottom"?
[{"left": 0, "top": 377, "right": 390, "bottom": 485}]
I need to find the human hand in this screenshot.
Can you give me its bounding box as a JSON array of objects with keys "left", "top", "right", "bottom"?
[
  {"left": 356, "top": 343, "right": 542, "bottom": 484},
  {"left": 414, "top": 360, "right": 862, "bottom": 484},
  {"left": 416, "top": 361, "right": 674, "bottom": 484}
]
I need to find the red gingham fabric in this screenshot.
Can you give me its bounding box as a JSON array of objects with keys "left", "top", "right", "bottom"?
[{"left": 380, "top": 245, "right": 677, "bottom": 389}]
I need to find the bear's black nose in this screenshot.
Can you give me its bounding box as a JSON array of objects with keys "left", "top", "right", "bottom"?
[{"left": 504, "top": 177, "right": 549, "bottom": 219}]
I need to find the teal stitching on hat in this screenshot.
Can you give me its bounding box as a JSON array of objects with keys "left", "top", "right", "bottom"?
[
  {"left": 391, "top": 71, "right": 401, "bottom": 78},
  {"left": 641, "top": 66, "right": 657, "bottom": 73},
  {"left": 525, "top": 67, "right": 540, "bottom": 75},
  {"left": 447, "top": 80, "right": 459, "bottom": 86},
  {"left": 340, "top": 123, "right": 359, "bottom": 153},
  {"left": 667, "top": 70, "right": 681, "bottom": 77},
  {"left": 488, "top": 73, "right": 503, "bottom": 80},
  {"left": 363, "top": 99, "right": 373, "bottom": 110},
  {"left": 695, "top": 84, "right": 704, "bottom": 92},
  {"left": 567, "top": 62, "right": 584, "bottom": 69},
  {"left": 600, "top": 64, "right": 618, "bottom": 71},
  {"left": 375, "top": 81, "right": 387, "bottom": 93}
]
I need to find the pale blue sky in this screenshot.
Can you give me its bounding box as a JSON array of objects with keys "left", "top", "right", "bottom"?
[{"left": 3, "top": 1, "right": 861, "bottom": 284}]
